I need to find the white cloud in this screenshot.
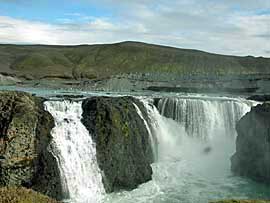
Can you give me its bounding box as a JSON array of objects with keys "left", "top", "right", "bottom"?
[
  {"left": 0, "top": 16, "right": 57, "bottom": 44},
  {"left": 0, "top": 0, "right": 269, "bottom": 57}
]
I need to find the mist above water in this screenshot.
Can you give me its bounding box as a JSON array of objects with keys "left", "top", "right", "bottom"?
[
  {"left": 41, "top": 95, "right": 269, "bottom": 203},
  {"left": 105, "top": 96, "right": 269, "bottom": 203}
]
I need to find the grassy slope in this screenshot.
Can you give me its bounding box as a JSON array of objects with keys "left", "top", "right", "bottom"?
[
  {"left": 0, "top": 187, "right": 60, "bottom": 203},
  {"left": 0, "top": 41, "right": 269, "bottom": 80}
]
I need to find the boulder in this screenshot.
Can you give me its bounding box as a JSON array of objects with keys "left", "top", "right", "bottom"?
[
  {"left": 81, "top": 96, "right": 153, "bottom": 192},
  {"left": 0, "top": 91, "right": 63, "bottom": 200},
  {"left": 231, "top": 103, "right": 270, "bottom": 183}
]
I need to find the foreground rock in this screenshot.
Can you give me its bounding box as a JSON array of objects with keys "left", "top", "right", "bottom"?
[
  {"left": 210, "top": 200, "right": 270, "bottom": 203},
  {"left": 231, "top": 103, "right": 270, "bottom": 183},
  {"left": 82, "top": 96, "right": 153, "bottom": 192},
  {"left": 0, "top": 187, "right": 60, "bottom": 203},
  {"left": 0, "top": 91, "right": 63, "bottom": 199}
]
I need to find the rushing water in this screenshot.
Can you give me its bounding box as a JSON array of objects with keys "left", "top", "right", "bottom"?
[
  {"left": 44, "top": 101, "right": 105, "bottom": 203},
  {"left": 104, "top": 96, "right": 270, "bottom": 203},
  {"left": 157, "top": 97, "right": 252, "bottom": 139},
  {"left": 43, "top": 95, "right": 269, "bottom": 203}
]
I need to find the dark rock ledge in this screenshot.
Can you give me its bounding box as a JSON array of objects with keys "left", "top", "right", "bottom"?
[
  {"left": 81, "top": 96, "right": 154, "bottom": 193},
  {"left": 231, "top": 103, "right": 270, "bottom": 184},
  {"left": 0, "top": 91, "right": 63, "bottom": 200}
]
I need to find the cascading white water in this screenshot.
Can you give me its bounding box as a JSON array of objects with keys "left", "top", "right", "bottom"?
[
  {"left": 157, "top": 97, "right": 253, "bottom": 139},
  {"left": 44, "top": 100, "right": 105, "bottom": 203},
  {"left": 104, "top": 96, "right": 265, "bottom": 203},
  {"left": 41, "top": 96, "right": 269, "bottom": 203},
  {"left": 133, "top": 102, "right": 158, "bottom": 161}
]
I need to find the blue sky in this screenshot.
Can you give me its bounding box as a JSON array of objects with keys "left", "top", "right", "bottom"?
[
  {"left": 0, "top": 0, "right": 270, "bottom": 57},
  {"left": 0, "top": 0, "right": 113, "bottom": 22}
]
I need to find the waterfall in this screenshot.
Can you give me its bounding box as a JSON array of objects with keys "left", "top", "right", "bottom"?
[
  {"left": 133, "top": 102, "right": 158, "bottom": 161},
  {"left": 156, "top": 97, "right": 253, "bottom": 139},
  {"left": 44, "top": 100, "right": 105, "bottom": 203},
  {"left": 137, "top": 96, "right": 257, "bottom": 162}
]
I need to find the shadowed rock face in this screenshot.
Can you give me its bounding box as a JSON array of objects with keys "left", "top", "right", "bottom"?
[
  {"left": 81, "top": 96, "right": 153, "bottom": 193},
  {"left": 247, "top": 95, "right": 270, "bottom": 102},
  {"left": 0, "top": 91, "right": 63, "bottom": 200},
  {"left": 231, "top": 103, "right": 270, "bottom": 184}
]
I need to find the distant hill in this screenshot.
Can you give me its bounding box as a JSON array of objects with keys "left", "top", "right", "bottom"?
[{"left": 0, "top": 41, "right": 269, "bottom": 81}]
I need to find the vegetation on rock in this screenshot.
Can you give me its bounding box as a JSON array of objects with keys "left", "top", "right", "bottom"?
[
  {"left": 0, "top": 91, "right": 63, "bottom": 200},
  {"left": 0, "top": 187, "right": 60, "bottom": 203},
  {"left": 81, "top": 96, "right": 153, "bottom": 192}
]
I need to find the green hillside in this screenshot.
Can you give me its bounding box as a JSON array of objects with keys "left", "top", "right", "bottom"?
[{"left": 0, "top": 41, "right": 269, "bottom": 80}]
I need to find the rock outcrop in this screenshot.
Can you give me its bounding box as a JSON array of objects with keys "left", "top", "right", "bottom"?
[
  {"left": 231, "top": 103, "right": 270, "bottom": 183},
  {"left": 0, "top": 91, "right": 63, "bottom": 200},
  {"left": 81, "top": 96, "right": 153, "bottom": 193},
  {"left": 247, "top": 95, "right": 270, "bottom": 102}
]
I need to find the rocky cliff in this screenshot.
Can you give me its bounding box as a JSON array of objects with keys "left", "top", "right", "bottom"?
[
  {"left": 81, "top": 96, "right": 153, "bottom": 192},
  {"left": 0, "top": 91, "right": 63, "bottom": 200},
  {"left": 231, "top": 103, "right": 270, "bottom": 183}
]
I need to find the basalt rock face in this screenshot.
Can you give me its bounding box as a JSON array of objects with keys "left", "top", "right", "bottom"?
[
  {"left": 247, "top": 95, "right": 270, "bottom": 102},
  {"left": 81, "top": 96, "right": 153, "bottom": 193},
  {"left": 0, "top": 91, "right": 63, "bottom": 200},
  {"left": 231, "top": 103, "right": 270, "bottom": 183}
]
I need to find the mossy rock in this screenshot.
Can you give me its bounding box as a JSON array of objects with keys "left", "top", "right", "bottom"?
[
  {"left": 0, "top": 187, "right": 60, "bottom": 203},
  {"left": 0, "top": 91, "right": 63, "bottom": 200},
  {"left": 81, "top": 96, "right": 153, "bottom": 192}
]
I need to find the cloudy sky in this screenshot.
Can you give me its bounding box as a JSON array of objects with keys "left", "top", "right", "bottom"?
[{"left": 0, "top": 0, "right": 270, "bottom": 56}]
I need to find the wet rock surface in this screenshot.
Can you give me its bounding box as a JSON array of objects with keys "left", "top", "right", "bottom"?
[
  {"left": 81, "top": 96, "right": 153, "bottom": 193},
  {"left": 231, "top": 103, "right": 270, "bottom": 184},
  {"left": 247, "top": 95, "right": 270, "bottom": 102},
  {"left": 0, "top": 91, "right": 63, "bottom": 200}
]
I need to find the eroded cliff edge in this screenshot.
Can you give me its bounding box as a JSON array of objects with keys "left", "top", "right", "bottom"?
[
  {"left": 0, "top": 91, "right": 63, "bottom": 200},
  {"left": 231, "top": 103, "right": 270, "bottom": 183},
  {"left": 81, "top": 96, "right": 153, "bottom": 193}
]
